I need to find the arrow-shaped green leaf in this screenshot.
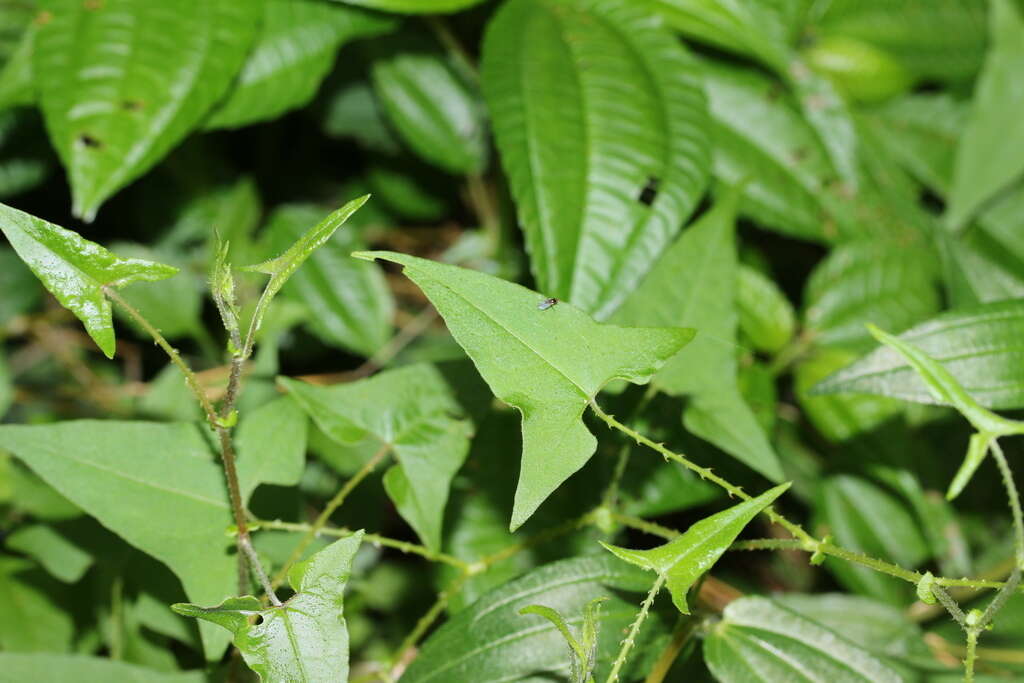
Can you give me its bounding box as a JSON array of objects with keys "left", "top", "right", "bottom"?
[
  {"left": 602, "top": 483, "right": 789, "bottom": 614},
  {"left": 353, "top": 251, "right": 694, "bottom": 530},
  {"left": 0, "top": 202, "right": 177, "bottom": 358},
  {"left": 243, "top": 195, "right": 369, "bottom": 352},
  {"left": 174, "top": 533, "right": 363, "bottom": 683}
]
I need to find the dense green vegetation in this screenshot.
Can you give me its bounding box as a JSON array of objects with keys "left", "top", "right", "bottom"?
[{"left": 1, "top": 0, "right": 1023, "bottom": 681}]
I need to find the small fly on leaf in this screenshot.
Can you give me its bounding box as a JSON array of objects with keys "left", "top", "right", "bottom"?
[{"left": 538, "top": 297, "right": 558, "bottom": 311}]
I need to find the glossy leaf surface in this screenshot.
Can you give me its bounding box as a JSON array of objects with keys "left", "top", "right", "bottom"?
[
  {"left": 244, "top": 195, "right": 369, "bottom": 347},
  {"left": 282, "top": 364, "right": 471, "bottom": 550},
  {"left": 704, "top": 596, "right": 902, "bottom": 683},
  {"left": 602, "top": 483, "right": 788, "bottom": 614},
  {"left": 262, "top": 203, "right": 392, "bottom": 357},
  {"left": 355, "top": 250, "right": 693, "bottom": 529},
  {"left": 174, "top": 533, "right": 362, "bottom": 683},
  {"left": 0, "top": 203, "right": 177, "bottom": 358},
  {"left": 946, "top": 0, "right": 1024, "bottom": 230},
  {"left": 401, "top": 555, "right": 661, "bottom": 683},
  {"left": 814, "top": 301, "right": 1024, "bottom": 410},
  {"left": 614, "top": 191, "right": 784, "bottom": 482},
  {"left": 32, "top": 0, "right": 260, "bottom": 219},
  {"left": 481, "top": 0, "right": 710, "bottom": 318},
  {"left": 373, "top": 49, "right": 486, "bottom": 174},
  {"left": 0, "top": 421, "right": 235, "bottom": 658},
  {"left": 207, "top": 0, "right": 394, "bottom": 130},
  {"left": 803, "top": 241, "right": 940, "bottom": 352}
]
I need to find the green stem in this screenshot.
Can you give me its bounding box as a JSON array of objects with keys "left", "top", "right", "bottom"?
[
  {"left": 272, "top": 444, "right": 391, "bottom": 589},
  {"left": 644, "top": 616, "right": 697, "bottom": 683},
  {"left": 964, "top": 630, "right": 978, "bottom": 683},
  {"left": 610, "top": 511, "right": 677, "bottom": 541},
  {"left": 424, "top": 16, "right": 478, "bottom": 83},
  {"left": 256, "top": 519, "right": 469, "bottom": 570},
  {"left": 606, "top": 574, "right": 665, "bottom": 683},
  {"left": 601, "top": 386, "right": 657, "bottom": 510},
  {"left": 466, "top": 173, "right": 502, "bottom": 256},
  {"left": 389, "top": 574, "right": 468, "bottom": 679},
  {"left": 591, "top": 399, "right": 1020, "bottom": 593},
  {"left": 991, "top": 440, "right": 1024, "bottom": 569}
]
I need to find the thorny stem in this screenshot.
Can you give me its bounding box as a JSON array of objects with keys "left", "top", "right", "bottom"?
[
  {"left": 606, "top": 574, "right": 665, "bottom": 683},
  {"left": 104, "top": 287, "right": 275, "bottom": 602},
  {"left": 272, "top": 444, "right": 392, "bottom": 590},
  {"left": 103, "top": 287, "right": 217, "bottom": 424},
  {"left": 255, "top": 520, "right": 470, "bottom": 570},
  {"left": 991, "top": 440, "right": 1024, "bottom": 569},
  {"left": 592, "top": 399, "right": 1022, "bottom": 593},
  {"left": 601, "top": 385, "right": 658, "bottom": 510},
  {"left": 965, "top": 630, "right": 978, "bottom": 683}
]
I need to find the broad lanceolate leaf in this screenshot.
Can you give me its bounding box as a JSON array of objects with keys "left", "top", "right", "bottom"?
[
  {"left": 353, "top": 251, "right": 694, "bottom": 530},
  {"left": 174, "top": 533, "right": 362, "bottom": 683},
  {"left": 803, "top": 241, "right": 941, "bottom": 353},
  {"left": 613, "top": 190, "right": 784, "bottom": 482},
  {"left": 401, "top": 555, "right": 664, "bottom": 683},
  {"left": 481, "top": 0, "right": 711, "bottom": 318},
  {"left": 206, "top": 0, "right": 394, "bottom": 130},
  {"left": 704, "top": 596, "right": 902, "bottom": 683},
  {"left": 244, "top": 195, "right": 369, "bottom": 350},
  {"left": 865, "top": 325, "right": 1024, "bottom": 437},
  {"left": 814, "top": 301, "right": 1024, "bottom": 411},
  {"left": 262, "top": 203, "right": 392, "bottom": 357},
  {"left": 282, "top": 364, "right": 471, "bottom": 550},
  {"left": 0, "top": 653, "right": 205, "bottom": 683},
  {"left": 32, "top": 0, "right": 260, "bottom": 220},
  {"left": 602, "top": 483, "right": 789, "bottom": 614},
  {"left": 329, "top": 0, "right": 487, "bottom": 13},
  {"left": 0, "top": 421, "right": 236, "bottom": 658},
  {"left": 946, "top": 0, "right": 1024, "bottom": 230},
  {"left": 736, "top": 264, "right": 795, "bottom": 354},
  {"left": 0, "top": 203, "right": 178, "bottom": 358},
  {"left": 236, "top": 396, "right": 308, "bottom": 503},
  {"left": 816, "top": 474, "right": 929, "bottom": 605},
  {"left": 373, "top": 49, "right": 486, "bottom": 174}
]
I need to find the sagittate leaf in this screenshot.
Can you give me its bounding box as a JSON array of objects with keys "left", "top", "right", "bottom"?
[
  {"left": 613, "top": 190, "right": 784, "bottom": 482},
  {"left": 243, "top": 195, "right": 369, "bottom": 350},
  {"left": 32, "top": 0, "right": 261, "bottom": 220},
  {"left": 0, "top": 202, "right": 178, "bottom": 358},
  {"left": 205, "top": 0, "right": 395, "bottom": 130},
  {"left": 261, "top": 203, "right": 392, "bottom": 357},
  {"left": 400, "top": 555, "right": 665, "bottom": 683},
  {"left": 328, "top": 0, "right": 487, "bottom": 13},
  {"left": 481, "top": 0, "right": 711, "bottom": 318},
  {"left": 602, "top": 483, "right": 789, "bottom": 614},
  {"left": 282, "top": 364, "right": 472, "bottom": 551},
  {"left": 946, "top": 0, "right": 1024, "bottom": 230},
  {"left": 174, "top": 533, "right": 362, "bottom": 683},
  {"left": 353, "top": 251, "right": 694, "bottom": 530},
  {"left": 0, "top": 421, "right": 236, "bottom": 658},
  {"left": 704, "top": 596, "right": 902, "bottom": 683},
  {"left": 0, "top": 653, "right": 205, "bottom": 683},
  {"left": 373, "top": 49, "right": 486, "bottom": 174},
  {"left": 803, "top": 241, "right": 941, "bottom": 353},
  {"left": 814, "top": 301, "right": 1024, "bottom": 411}
]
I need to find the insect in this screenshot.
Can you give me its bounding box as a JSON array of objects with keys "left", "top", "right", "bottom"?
[{"left": 538, "top": 297, "right": 558, "bottom": 310}]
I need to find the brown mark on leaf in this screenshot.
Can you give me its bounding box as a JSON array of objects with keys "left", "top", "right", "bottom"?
[
  {"left": 83, "top": 0, "right": 104, "bottom": 10},
  {"left": 35, "top": 10, "right": 53, "bottom": 25},
  {"left": 638, "top": 176, "right": 660, "bottom": 206},
  {"left": 78, "top": 134, "right": 102, "bottom": 149},
  {"left": 122, "top": 100, "right": 144, "bottom": 112}
]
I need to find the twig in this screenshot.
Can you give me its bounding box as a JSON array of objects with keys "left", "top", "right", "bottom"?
[
  {"left": 272, "top": 444, "right": 392, "bottom": 589},
  {"left": 606, "top": 574, "right": 665, "bottom": 682}
]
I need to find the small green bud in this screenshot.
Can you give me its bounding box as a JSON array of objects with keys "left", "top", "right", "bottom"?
[{"left": 916, "top": 571, "right": 937, "bottom": 605}]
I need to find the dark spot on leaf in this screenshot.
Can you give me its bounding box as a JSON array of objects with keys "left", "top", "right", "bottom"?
[
  {"left": 790, "top": 148, "right": 808, "bottom": 163},
  {"left": 638, "top": 176, "right": 659, "bottom": 206},
  {"left": 35, "top": 10, "right": 53, "bottom": 25},
  {"left": 122, "top": 100, "right": 144, "bottom": 111},
  {"left": 79, "top": 134, "right": 102, "bottom": 149},
  {"left": 83, "top": 0, "right": 104, "bottom": 10}
]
